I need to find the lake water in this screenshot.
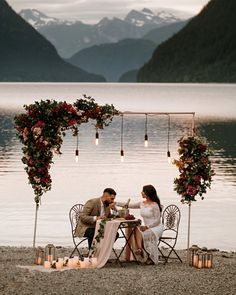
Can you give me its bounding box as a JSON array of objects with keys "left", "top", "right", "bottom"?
[{"left": 0, "top": 83, "right": 236, "bottom": 251}]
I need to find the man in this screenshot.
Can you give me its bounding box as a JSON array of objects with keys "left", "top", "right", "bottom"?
[{"left": 75, "top": 188, "right": 117, "bottom": 249}]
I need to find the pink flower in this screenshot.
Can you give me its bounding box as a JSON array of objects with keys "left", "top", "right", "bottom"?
[
  {"left": 186, "top": 185, "right": 197, "bottom": 196},
  {"left": 33, "top": 127, "right": 42, "bottom": 137},
  {"left": 33, "top": 176, "right": 41, "bottom": 183},
  {"left": 23, "top": 127, "right": 29, "bottom": 142},
  {"left": 77, "top": 110, "right": 83, "bottom": 116},
  {"left": 194, "top": 175, "right": 201, "bottom": 183}
]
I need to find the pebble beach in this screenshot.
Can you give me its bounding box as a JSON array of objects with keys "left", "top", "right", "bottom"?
[{"left": 0, "top": 246, "right": 235, "bottom": 295}]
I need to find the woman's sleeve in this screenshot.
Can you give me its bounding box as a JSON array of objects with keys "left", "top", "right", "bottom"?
[
  {"left": 147, "top": 205, "right": 161, "bottom": 228},
  {"left": 116, "top": 201, "right": 141, "bottom": 209}
]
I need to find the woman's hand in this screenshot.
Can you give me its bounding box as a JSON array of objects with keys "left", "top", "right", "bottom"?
[{"left": 140, "top": 225, "right": 149, "bottom": 232}]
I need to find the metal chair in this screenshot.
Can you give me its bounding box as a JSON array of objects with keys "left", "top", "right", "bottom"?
[
  {"left": 158, "top": 204, "right": 182, "bottom": 263},
  {"left": 69, "top": 203, "right": 88, "bottom": 259}
]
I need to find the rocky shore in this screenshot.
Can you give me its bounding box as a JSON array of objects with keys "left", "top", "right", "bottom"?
[{"left": 0, "top": 246, "right": 235, "bottom": 295}]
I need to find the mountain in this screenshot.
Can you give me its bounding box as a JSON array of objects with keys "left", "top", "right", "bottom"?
[
  {"left": 0, "top": 0, "right": 105, "bottom": 82},
  {"left": 19, "top": 9, "right": 71, "bottom": 29},
  {"left": 68, "top": 39, "right": 156, "bottom": 82},
  {"left": 20, "top": 7, "right": 190, "bottom": 58},
  {"left": 142, "top": 20, "right": 188, "bottom": 43},
  {"left": 118, "top": 70, "right": 138, "bottom": 82},
  {"left": 124, "top": 8, "right": 183, "bottom": 27},
  {"left": 138, "top": 0, "right": 236, "bottom": 82}
]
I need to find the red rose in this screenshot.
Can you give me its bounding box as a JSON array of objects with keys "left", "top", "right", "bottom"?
[{"left": 68, "top": 119, "right": 77, "bottom": 126}]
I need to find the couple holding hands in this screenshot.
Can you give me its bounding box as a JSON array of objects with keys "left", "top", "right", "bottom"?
[{"left": 75, "top": 185, "right": 163, "bottom": 264}]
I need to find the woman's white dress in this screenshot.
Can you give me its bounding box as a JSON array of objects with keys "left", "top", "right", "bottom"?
[{"left": 120, "top": 201, "right": 163, "bottom": 264}]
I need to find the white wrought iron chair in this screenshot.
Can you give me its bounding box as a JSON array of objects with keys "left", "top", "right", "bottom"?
[
  {"left": 69, "top": 203, "right": 88, "bottom": 259},
  {"left": 158, "top": 204, "right": 182, "bottom": 263}
]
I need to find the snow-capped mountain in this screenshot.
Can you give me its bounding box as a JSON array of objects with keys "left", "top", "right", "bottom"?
[
  {"left": 19, "top": 8, "right": 192, "bottom": 58},
  {"left": 125, "top": 8, "right": 189, "bottom": 27},
  {"left": 19, "top": 9, "right": 74, "bottom": 28}
]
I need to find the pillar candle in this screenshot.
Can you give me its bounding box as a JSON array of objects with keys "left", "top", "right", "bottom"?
[
  {"left": 90, "top": 257, "right": 98, "bottom": 268},
  {"left": 193, "top": 254, "right": 198, "bottom": 267},
  {"left": 68, "top": 258, "right": 75, "bottom": 268},
  {"left": 44, "top": 261, "right": 51, "bottom": 269},
  {"left": 56, "top": 262, "right": 63, "bottom": 269}
]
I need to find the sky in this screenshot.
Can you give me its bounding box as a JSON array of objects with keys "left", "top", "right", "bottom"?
[{"left": 7, "top": 0, "right": 210, "bottom": 23}]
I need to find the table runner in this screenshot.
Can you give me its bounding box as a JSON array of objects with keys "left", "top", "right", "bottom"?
[{"left": 92, "top": 219, "right": 122, "bottom": 268}]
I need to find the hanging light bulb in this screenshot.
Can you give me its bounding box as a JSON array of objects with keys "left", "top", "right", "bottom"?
[
  {"left": 144, "top": 134, "right": 148, "bottom": 147},
  {"left": 75, "top": 149, "right": 79, "bottom": 163},
  {"left": 167, "top": 150, "right": 171, "bottom": 164},
  {"left": 75, "top": 126, "right": 79, "bottom": 163},
  {"left": 95, "top": 129, "right": 99, "bottom": 145},
  {"left": 120, "top": 149, "right": 124, "bottom": 162},
  {"left": 144, "top": 114, "right": 148, "bottom": 147},
  {"left": 167, "top": 115, "right": 171, "bottom": 164},
  {"left": 120, "top": 114, "right": 124, "bottom": 162}
]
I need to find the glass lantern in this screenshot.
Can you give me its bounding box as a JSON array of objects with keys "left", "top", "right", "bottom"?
[
  {"left": 34, "top": 246, "right": 44, "bottom": 265},
  {"left": 197, "top": 252, "right": 204, "bottom": 269},
  {"left": 45, "top": 244, "right": 56, "bottom": 263},
  {"left": 206, "top": 252, "right": 213, "bottom": 268},
  {"left": 189, "top": 245, "right": 199, "bottom": 267}
]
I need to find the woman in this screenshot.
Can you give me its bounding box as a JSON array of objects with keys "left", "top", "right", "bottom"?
[{"left": 118, "top": 184, "right": 163, "bottom": 264}]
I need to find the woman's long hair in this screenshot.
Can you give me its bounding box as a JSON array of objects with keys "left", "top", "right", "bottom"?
[{"left": 143, "top": 184, "right": 162, "bottom": 212}]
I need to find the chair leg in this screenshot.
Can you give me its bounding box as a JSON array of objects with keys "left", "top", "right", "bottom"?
[{"left": 159, "top": 240, "right": 182, "bottom": 263}]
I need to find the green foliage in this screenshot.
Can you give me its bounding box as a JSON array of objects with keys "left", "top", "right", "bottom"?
[{"left": 14, "top": 96, "right": 119, "bottom": 198}]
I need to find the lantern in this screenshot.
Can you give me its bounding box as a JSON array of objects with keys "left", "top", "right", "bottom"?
[
  {"left": 45, "top": 244, "right": 56, "bottom": 263},
  {"left": 34, "top": 246, "right": 44, "bottom": 265},
  {"left": 205, "top": 252, "right": 213, "bottom": 268},
  {"left": 189, "top": 245, "right": 199, "bottom": 266},
  {"left": 197, "top": 252, "right": 204, "bottom": 269}
]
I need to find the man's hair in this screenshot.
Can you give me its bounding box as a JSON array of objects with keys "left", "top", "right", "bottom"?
[{"left": 103, "top": 188, "right": 116, "bottom": 195}]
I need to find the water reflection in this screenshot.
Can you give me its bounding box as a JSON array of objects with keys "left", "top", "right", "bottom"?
[{"left": 199, "top": 120, "right": 236, "bottom": 185}]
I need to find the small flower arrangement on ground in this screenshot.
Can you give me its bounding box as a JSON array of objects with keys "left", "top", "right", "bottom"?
[{"left": 173, "top": 135, "right": 215, "bottom": 203}]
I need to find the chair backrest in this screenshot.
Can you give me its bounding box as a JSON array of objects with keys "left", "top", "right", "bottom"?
[
  {"left": 69, "top": 203, "right": 84, "bottom": 237},
  {"left": 161, "top": 204, "right": 181, "bottom": 238}
]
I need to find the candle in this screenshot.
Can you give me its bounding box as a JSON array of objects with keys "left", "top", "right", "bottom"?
[
  {"left": 193, "top": 254, "right": 198, "bottom": 267},
  {"left": 56, "top": 262, "right": 63, "bottom": 269},
  {"left": 68, "top": 258, "right": 75, "bottom": 268},
  {"left": 37, "top": 257, "right": 42, "bottom": 265},
  {"left": 79, "top": 261, "right": 86, "bottom": 268},
  {"left": 206, "top": 254, "right": 213, "bottom": 268},
  {"left": 207, "top": 260, "right": 212, "bottom": 268},
  {"left": 44, "top": 261, "right": 51, "bottom": 269},
  {"left": 48, "top": 255, "right": 53, "bottom": 263},
  {"left": 90, "top": 257, "right": 98, "bottom": 268},
  {"left": 83, "top": 258, "right": 91, "bottom": 268},
  {"left": 197, "top": 259, "right": 203, "bottom": 269}
]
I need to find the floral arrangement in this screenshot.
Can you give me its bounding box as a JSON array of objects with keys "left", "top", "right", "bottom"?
[
  {"left": 14, "top": 95, "right": 119, "bottom": 201},
  {"left": 173, "top": 136, "right": 214, "bottom": 203}
]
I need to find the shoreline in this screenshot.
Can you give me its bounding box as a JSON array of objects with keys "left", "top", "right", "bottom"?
[{"left": 0, "top": 246, "right": 235, "bottom": 295}]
